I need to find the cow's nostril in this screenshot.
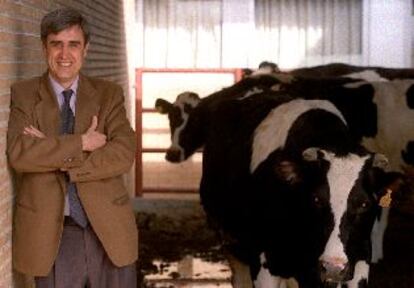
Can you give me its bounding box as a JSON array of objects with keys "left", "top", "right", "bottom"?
[
  {"left": 320, "top": 258, "right": 350, "bottom": 282},
  {"left": 322, "top": 260, "right": 345, "bottom": 273},
  {"left": 166, "top": 148, "right": 182, "bottom": 163}
]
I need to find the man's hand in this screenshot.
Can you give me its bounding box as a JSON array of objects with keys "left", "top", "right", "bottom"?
[
  {"left": 81, "top": 116, "right": 107, "bottom": 151},
  {"left": 23, "top": 125, "right": 46, "bottom": 138}
]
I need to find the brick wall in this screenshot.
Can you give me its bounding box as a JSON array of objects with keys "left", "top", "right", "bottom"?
[{"left": 0, "top": 1, "right": 130, "bottom": 287}]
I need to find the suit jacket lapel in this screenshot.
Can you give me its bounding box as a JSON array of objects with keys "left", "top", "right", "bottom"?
[
  {"left": 75, "top": 74, "right": 100, "bottom": 134},
  {"left": 35, "top": 73, "right": 60, "bottom": 136}
]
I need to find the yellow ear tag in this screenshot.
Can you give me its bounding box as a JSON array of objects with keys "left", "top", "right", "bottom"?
[{"left": 379, "top": 189, "right": 393, "bottom": 208}]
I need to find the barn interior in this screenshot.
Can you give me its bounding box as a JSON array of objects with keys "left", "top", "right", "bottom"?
[
  {"left": 2, "top": 0, "right": 414, "bottom": 288},
  {"left": 131, "top": 1, "right": 414, "bottom": 287}
]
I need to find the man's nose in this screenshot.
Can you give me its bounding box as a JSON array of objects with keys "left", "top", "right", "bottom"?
[{"left": 59, "top": 45, "right": 70, "bottom": 58}]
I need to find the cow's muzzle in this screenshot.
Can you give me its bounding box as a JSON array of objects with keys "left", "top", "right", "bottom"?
[
  {"left": 320, "top": 258, "right": 352, "bottom": 283},
  {"left": 166, "top": 147, "right": 183, "bottom": 163}
]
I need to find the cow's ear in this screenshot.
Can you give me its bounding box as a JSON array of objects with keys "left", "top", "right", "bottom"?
[
  {"left": 155, "top": 98, "right": 173, "bottom": 114},
  {"left": 274, "top": 160, "right": 302, "bottom": 185},
  {"left": 374, "top": 172, "right": 406, "bottom": 208},
  {"left": 372, "top": 153, "right": 389, "bottom": 171},
  {"left": 302, "top": 147, "right": 325, "bottom": 162},
  {"left": 242, "top": 68, "right": 253, "bottom": 78},
  {"left": 187, "top": 92, "right": 201, "bottom": 102},
  {"left": 384, "top": 169, "right": 414, "bottom": 213}
]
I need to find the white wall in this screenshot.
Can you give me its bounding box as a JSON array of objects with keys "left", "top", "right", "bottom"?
[
  {"left": 221, "top": 0, "right": 255, "bottom": 67},
  {"left": 129, "top": 0, "right": 414, "bottom": 69},
  {"left": 363, "top": 0, "right": 413, "bottom": 67}
]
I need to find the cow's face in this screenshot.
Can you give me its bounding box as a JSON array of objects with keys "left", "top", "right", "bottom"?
[
  {"left": 155, "top": 92, "right": 201, "bottom": 162},
  {"left": 302, "top": 148, "right": 390, "bottom": 284}
]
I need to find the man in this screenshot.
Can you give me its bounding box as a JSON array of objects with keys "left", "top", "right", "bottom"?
[{"left": 7, "top": 8, "right": 137, "bottom": 288}]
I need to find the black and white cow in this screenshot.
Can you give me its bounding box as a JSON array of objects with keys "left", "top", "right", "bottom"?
[
  {"left": 284, "top": 78, "right": 414, "bottom": 171},
  {"left": 289, "top": 62, "right": 414, "bottom": 81},
  {"left": 199, "top": 94, "right": 399, "bottom": 287},
  {"left": 155, "top": 71, "right": 289, "bottom": 162},
  {"left": 155, "top": 63, "right": 414, "bottom": 170},
  {"left": 278, "top": 62, "right": 414, "bottom": 171},
  {"left": 155, "top": 63, "right": 414, "bottom": 287}
]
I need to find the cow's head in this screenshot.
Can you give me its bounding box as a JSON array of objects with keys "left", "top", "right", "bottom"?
[
  {"left": 299, "top": 147, "right": 394, "bottom": 285},
  {"left": 155, "top": 91, "right": 201, "bottom": 162},
  {"left": 257, "top": 147, "right": 397, "bottom": 285}
]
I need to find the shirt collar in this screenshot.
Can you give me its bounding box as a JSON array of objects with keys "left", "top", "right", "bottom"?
[{"left": 48, "top": 74, "right": 79, "bottom": 97}]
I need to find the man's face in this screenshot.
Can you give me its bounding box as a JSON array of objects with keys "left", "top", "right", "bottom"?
[{"left": 43, "top": 25, "right": 88, "bottom": 88}]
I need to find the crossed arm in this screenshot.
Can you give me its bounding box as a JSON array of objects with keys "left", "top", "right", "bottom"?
[
  {"left": 23, "top": 115, "right": 106, "bottom": 152},
  {"left": 7, "top": 88, "right": 137, "bottom": 182}
]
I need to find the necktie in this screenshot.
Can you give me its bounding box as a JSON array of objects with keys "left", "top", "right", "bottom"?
[{"left": 61, "top": 89, "right": 88, "bottom": 228}]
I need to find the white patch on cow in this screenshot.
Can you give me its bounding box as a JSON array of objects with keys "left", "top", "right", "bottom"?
[
  {"left": 342, "top": 81, "right": 368, "bottom": 89},
  {"left": 252, "top": 66, "right": 275, "bottom": 76},
  {"left": 254, "top": 253, "right": 299, "bottom": 288},
  {"left": 361, "top": 80, "right": 414, "bottom": 171},
  {"left": 239, "top": 87, "right": 263, "bottom": 100},
  {"left": 170, "top": 92, "right": 201, "bottom": 161},
  {"left": 371, "top": 207, "right": 390, "bottom": 263},
  {"left": 343, "top": 70, "right": 388, "bottom": 82},
  {"left": 271, "top": 84, "right": 281, "bottom": 91},
  {"left": 345, "top": 260, "right": 370, "bottom": 288},
  {"left": 175, "top": 92, "right": 200, "bottom": 108},
  {"left": 251, "top": 99, "right": 346, "bottom": 172},
  {"left": 251, "top": 69, "right": 295, "bottom": 84},
  {"left": 320, "top": 152, "right": 369, "bottom": 266}
]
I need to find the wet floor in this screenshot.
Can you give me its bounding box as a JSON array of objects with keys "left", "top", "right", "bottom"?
[
  {"left": 135, "top": 198, "right": 233, "bottom": 288},
  {"left": 134, "top": 197, "right": 414, "bottom": 288}
]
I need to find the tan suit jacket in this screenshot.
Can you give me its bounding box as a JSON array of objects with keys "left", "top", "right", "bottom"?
[{"left": 7, "top": 73, "right": 138, "bottom": 276}]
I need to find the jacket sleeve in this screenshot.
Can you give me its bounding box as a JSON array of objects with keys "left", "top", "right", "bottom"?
[
  {"left": 67, "top": 87, "right": 136, "bottom": 182},
  {"left": 7, "top": 85, "right": 84, "bottom": 173}
]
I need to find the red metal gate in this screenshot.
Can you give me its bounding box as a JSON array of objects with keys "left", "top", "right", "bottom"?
[{"left": 135, "top": 68, "right": 243, "bottom": 196}]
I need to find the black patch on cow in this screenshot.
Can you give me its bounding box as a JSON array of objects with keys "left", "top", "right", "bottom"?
[
  {"left": 402, "top": 141, "right": 414, "bottom": 165},
  {"left": 183, "top": 103, "right": 194, "bottom": 114},
  {"left": 280, "top": 77, "right": 378, "bottom": 141},
  {"left": 168, "top": 107, "right": 184, "bottom": 135},
  {"left": 406, "top": 85, "right": 414, "bottom": 109},
  {"left": 290, "top": 63, "right": 414, "bottom": 80},
  {"left": 358, "top": 278, "right": 368, "bottom": 288},
  {"left": 290, "top": 63, "right": 363, "bottom": 78}
]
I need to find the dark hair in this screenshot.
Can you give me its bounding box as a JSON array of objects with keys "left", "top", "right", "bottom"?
[{"left": 41, "top": 8, "right": 90, "bottom": 45}]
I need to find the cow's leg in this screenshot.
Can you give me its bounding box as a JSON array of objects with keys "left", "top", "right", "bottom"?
[
  {"left": 254, "top": 272, "right": 299, "bottom": 288},
  {"left": 252, "top": 253, "right": 299, "bottom": 288},
  {"left": 225, "top": 252, "right": 253, "bottom": 288}
]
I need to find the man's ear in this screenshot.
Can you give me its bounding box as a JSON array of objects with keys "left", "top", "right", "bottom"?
[
  {"left": 155, "top": 98, "right": 173, "bottom": 114},
  {"left": 83, "top": 42, "right": 89, "bottom": 57}
]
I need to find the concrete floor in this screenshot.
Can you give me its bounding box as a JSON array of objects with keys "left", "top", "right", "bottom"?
[
  {"left": 133, "top": 195, "right": 414, "bottom": 288},
  {"left": 133, "top": 196, "right": 233, "bottom": 288}
]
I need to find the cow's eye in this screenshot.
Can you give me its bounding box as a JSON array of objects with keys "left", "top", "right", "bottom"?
[
  {"left": 313, "top": 196, "right": 325, "bottom": 208},
  {"left": 355, "top": 201, "right": 370, "bottom": 214},
  {"left": 169, "top": 109, "right": 184, "bottom": 128}
]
